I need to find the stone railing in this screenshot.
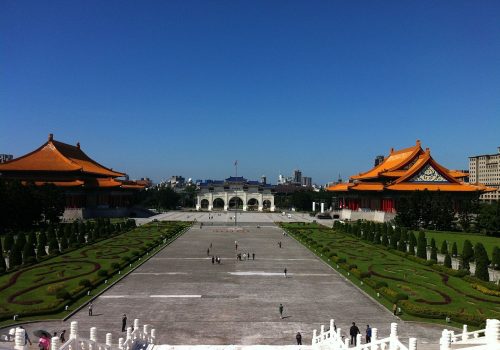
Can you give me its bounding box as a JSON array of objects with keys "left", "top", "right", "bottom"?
[
  {"left": 13, "top": 319, "right": 155, "bottom": 350},
  {"left": 439, "top": 318, "right": 499, "bottom": 350},
  {"left": 311, "top": 319, "right": 416, "bottom": 350}
]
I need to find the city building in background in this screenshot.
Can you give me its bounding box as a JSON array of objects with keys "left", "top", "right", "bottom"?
[
  {"left": 469, "top": 147, "right": 500, "bottom": 202},
  {"left": 277, "top": 169, "right": 312, "bottom": 188},
  {"left": 293, "top": 169, "right": 302, "bottom": 184},
  {"left": 135, "top": 177, "right": 153, "bottom": 188},
  {"left": 0, "top": 154, "right": 13, "bottom": 163},
  {"left": 196, "top": 176, "right": 275, "bottom": 211},
  {"left": 302, "top": 176, "right": 312, "bottom": 187}
]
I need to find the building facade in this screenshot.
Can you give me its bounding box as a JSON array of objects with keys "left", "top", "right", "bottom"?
[
  {"left": 0, "top": 134, "right": 144, "bottom": 219},
  {"left": 328, "top": 140, "right": 493, "bottom": 213},
  {"left": 469, "top": 147, "right": 500, "bottom": 202},
  {"left": 196, "top": 176, "right": 275, "bottom": 212}
]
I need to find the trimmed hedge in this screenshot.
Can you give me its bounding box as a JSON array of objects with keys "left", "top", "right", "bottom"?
[
  {"left": 378, "top": 287, "right": 409, "bottom": 303},
  {"left": 399, "top": 300, "right": 486, "bottom": 327},
  {"left": 431, "top": 264, "right": 470, "bottom": 277}
]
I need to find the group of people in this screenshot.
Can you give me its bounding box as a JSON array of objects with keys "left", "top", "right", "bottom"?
[
  {"left": 212, "top": 255, "right": 222, "bottom": 264},
  {"left": 349, "top": 322, "right": 372, "bottom": 345},
  {"left": 236, "top": 252, "right": 255, "bottom": 261},
  {"left": 37, "top": 330, "right": 66, "bottom": 350}
]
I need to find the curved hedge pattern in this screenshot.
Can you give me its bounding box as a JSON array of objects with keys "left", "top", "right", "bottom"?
[
  {"left": 281, "top": 222, "right": 500, "bottom": 327},
  {"left": 0, "top": 221, "right": 190, "bottom": 321}
]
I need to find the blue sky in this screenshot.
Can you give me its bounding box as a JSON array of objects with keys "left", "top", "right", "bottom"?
[{"left": 1, "top": 1, "right": 499, "bottom": 184}]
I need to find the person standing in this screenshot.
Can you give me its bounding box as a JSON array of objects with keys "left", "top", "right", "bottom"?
[
  {"left": 60, "top": 330, "right": 66, "bottom": 343},
  {"left": 122, "top": 314, "right": 127, "bottom": 332},
  {"left": 284, "top": 268, "right": 287, "bottom": 278},
  {"left": 393, "top": 303, "right": 398, "bottom": 316},
  {"left": 252, "top": 253, "right": 255, "bottom": 260},
  {"left": 296, "top": 332, "right": 302, "bottom": 345},
  {"left": 279, "top": 303, "right": 284, "bottom": 319},
  {"left": 212, "top": 256, "right": 215, "bottom": 264},
  {"left": 88, "top": 302, "right": 93, "bottom": 316},
  {"left": 366, "top": 325, "right": 371, "bottom": 343},
  {"left": 207, "top": 248, "right": 210, "bottom": 256},
  {"left": 349, "top": 322, "right": 360, "bottom": 345}
]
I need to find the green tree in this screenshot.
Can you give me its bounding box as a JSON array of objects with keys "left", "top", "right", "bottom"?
[
  {"left": 477, "top": 201, "right": 500, "bottom": 235},
  {"left": 444, "top": 253, "right": 452, "bottom": 268},
  {"left": 3, "top": 234, "right": 14, "bottom": 253},
  {"left": 48, "top": 237, "right": 60, "bottom": 255},
  {"left": 440, "top": 240, "right": 448, "bottom": 255},
  {"left": 416, "top": 231, "right": 427, "bottom": 259},
  {"left": 461, "top": 240, "right": 474, "bottom": 271},
  {"left": 381, "top": 233, "right": 389, "bottom": 247},
  {"left": 397, "top": 238, "right": 406, "bottom": 252},
  {"left": 0, "top": 238, "right": 6, "bottom": 272},
  {"left": 492, "top": 246, "right": 500, "bottom": 270},
  {"left": 60, "top": 235, "right": 68, "bottom": 251},
  {"left": 474, "top": 242, "right": 490, "bottom": 281},
  {"left": 452, "top": 242, "right": 458, "bottom": 257},
  {"left": 15, "top": 233, "right": 27, "bottom": 250},
  {"left": 9, "top": 242, "right": 22, "bottom": 268},
  {"left": 430, "top": 245, "right": 438, "bottom": 262},
  {"left": 408, "top": 231, "right": 417, "bottom": 256},
  {"left": 22, "top": 241, "right": 36, "bottom": 265},
  {"left": 36, "top": 239, "right": 47, "bottom": 258}
]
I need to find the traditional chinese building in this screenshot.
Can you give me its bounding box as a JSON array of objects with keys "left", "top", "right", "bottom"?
[
  {"left": 327, "top": 140, "right": 493, "bottom": 213},
  {"left": 0, "top": 134, "right": 144, "bottom": 219},
  {"left": 197, "top": 176, "right": 275, "bottom": 211}
]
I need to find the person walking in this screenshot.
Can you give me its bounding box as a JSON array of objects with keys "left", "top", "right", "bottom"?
[
  {"left": 122, "top": 314, "right": 127, "bottom": 332},
  {"left": 284, "top": 268, "right": 287, "bottom": 278},
  {"left": 60, "top": 330, "right": 66, "bottom": 343},
  {"left": 212, "top": 256, "right": 215, "bottom": 264},
  {"left": 19, "top": 326, "right": 31, "bottom": 346},
  {"left": 279, "top": 303, "right": 284, "bottom": 319},
  {"left": 252, "top": 253, "right": 255, "bottom": 260},
  {"left": 350, "top": 322, "right": 360, "bottom": 345},
  {"left": 88, "top": 302, "right": 93, "bottom": 316},
  {"left": 365, "top": 325, "right": 371, "bottom": 343},
  {"left": 393, "top": 303, "right": 398, "bottom": 316},
  {"left": 207, "top": 248, "right": 210, "bottom": 256},
  {"left": 296, "top": 332, "right": 302, "bottom": 345},
  {"left": 278, "top": 241, "right": 282, "bottom": 248}
]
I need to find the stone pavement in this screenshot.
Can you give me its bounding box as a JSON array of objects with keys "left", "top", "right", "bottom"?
[{"left": 2, "top": 213, "right": 445, "bottom": 349}]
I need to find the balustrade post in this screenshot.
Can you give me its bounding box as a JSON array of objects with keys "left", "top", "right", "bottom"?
[
  {"left": 70, "top": 321, "right": 79, "bottom": 339},
  {"left": 344, "top": 337, "right": 350, "bottom": 347},
  {"left": 312, "top": 329, "right": 317, "bottom": 345},
  {"left": 330, "top": 319, "right": 335, "bottom": 334},
  {"left": 408, "top": 337, "right": 417, "bottom": 350},
  {"left": 106, "top": 333, "right": 112, "bottom": 347},
  {"left": 89, "top": 327, "right": 97, "bottom": 350},
  {"left": 389, "top": 323, "right": 398, "bottom": 350},
  {"left": 51, "top": 336, "right": 60, "bottom": 350},
  {"left": 14, "top": 328, "right": 27, "bottom": 350},
  {"left": 356, "top": 333, "right": 362, "bottom": 347},
  {"left": 486, "top": 319, "right": 500, "bottom": 346},
  {"left": 150, "top": 329, "right": 156, "bottom": 344},
  {"left": 372, "top": 328, "right": 378, "bottom": 342},
  {"left": 126, "top": 327, "right": 132, "bottom": 341},
  {"left": 118, "top": 338, "right": 124, "bottom": 350},
  {"left": 143, "top": 325, "right": 150, "bottom": 341},
  {"left": 462, "top": 324, "right": 468, "bottom": 341},
  {"left": 440, "top": 329, "right": 451, "bottom": 350},
  {"left": 321, "top": 325, "right": 325, "bottom": 340}
]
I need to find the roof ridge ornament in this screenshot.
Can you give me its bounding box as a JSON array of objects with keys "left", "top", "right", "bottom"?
[
  {"left": 76, "top": 142, "right": 80, "bottom": 149},
  {"left": 48, "top": 133, "right": 54, "bottom": 141},
  {"left": 416, "top": 139, "right": 421, "bottom": 146}
]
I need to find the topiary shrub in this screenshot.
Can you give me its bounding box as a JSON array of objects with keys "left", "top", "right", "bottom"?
[
  {"left": 79, "top": 279, "right": 91, "bottom": 288},
  {"left": 111, "top": 262, "right": 120, "bottom": 270},
  {"left": 97, "top": 269, "right": 108, "bottom": 277},
  {"left": 55, "top": 289, "right": 71, "bottom": 300}
]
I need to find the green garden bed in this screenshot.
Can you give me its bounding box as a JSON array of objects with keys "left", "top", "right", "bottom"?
[
  {"left": 0, "top": 221, "right": 190, "bottom": 325},
  {"left": 280, "top": 222, "right": 500, "bottom": 328}
]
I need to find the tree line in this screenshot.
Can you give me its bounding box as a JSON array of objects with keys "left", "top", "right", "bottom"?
[
  {"left": 0, "top": 219, "right": 136, "bottom": 273},
  {"left": 395, "top": 191, "right": 500, "bottom": 235},
  {"left": 334, "top": 221, "right": 499, "bottom": 282}
]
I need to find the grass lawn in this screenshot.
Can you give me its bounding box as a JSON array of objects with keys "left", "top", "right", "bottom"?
[
  {"left": 281, "top": 223, "right": 500, "bottom": 327},
  {"left": 424, "top": 230, "right": 500, "bottom": 257},
  {"left": 0, "top": 221, "right": 190, "bottom": 322}
]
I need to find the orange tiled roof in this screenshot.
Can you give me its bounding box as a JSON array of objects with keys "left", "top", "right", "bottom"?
[
  {"left": 22, "top": 180, "right": 85, "bottom": 187},
  {"left": 0, "top": 134, "right": 125, "bottom": 177},
  {"left": 328, "top": 140, "right": 492, "bottom": 194},
  {"left": 351, "top": 140, "right": 424, "bottom": 180}
]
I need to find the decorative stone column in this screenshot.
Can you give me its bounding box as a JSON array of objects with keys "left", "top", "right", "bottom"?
[
  {"left": 106, "top": 333, "right": 112, "bottom": 347},
  {"left": 408, "top": 337, "right": 417, "bottom": 350},
  {"left": 312, "top": 202, "right": 316, "bottom": 211},
  {"left": 462, "top": 324, "right": 468, "bottom": 341},
  {"left": 320, "top": 202, "right": 325, "bottom": 213},
  {"left": 50, "top": 336, "right": 60, "bottom": 350},
  {"left": 440, "top": 329, "right": 451, "bottom": 350},
  {"left": 486, "top": 319, "right": 500, "bottom": 346},
  {"left": 14, "top": 328, "right": 27, "bottom": 350},
  {"left": 208, "top": 193, "right": 213, "bottom": 211},
  {"left": 224, "top": 192, "right": 229, "bottom": 211},
  {"left": 70, "top": 321, "right": 78, "bottom": 339},
  {"left": 389, "top": 322, "right": 398, "bottom": 350}
]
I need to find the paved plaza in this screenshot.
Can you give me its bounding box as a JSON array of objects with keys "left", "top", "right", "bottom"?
[{"left": 5, "top": 212, "right": 445, "bottom": 348}]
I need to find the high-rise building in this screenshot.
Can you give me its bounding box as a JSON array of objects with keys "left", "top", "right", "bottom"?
[
  {"left": 261, "top": 175, "right": 267, "bottom": 185},
  {"left": 293, "top": 169, "right": 302, "bottom": 184},
  {"left": 0, "top": 154, "right": 13, "bottom": 163},
  {"left": 302, "top": 176, "right": 312, "bottom": 187},
  {"left": 469, "top": 147, "right": 500, "bottom": 202}
]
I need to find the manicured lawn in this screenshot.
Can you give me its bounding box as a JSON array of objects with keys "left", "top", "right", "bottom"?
[
  {"left": 281, "top": 223, "right": 500, "bottom": 326},
  {"left": 0, "top": 221, "right": 190, "bottom": 321},
  {"left": 423, "top": 230, "right": 500, "bottom": 257}
]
